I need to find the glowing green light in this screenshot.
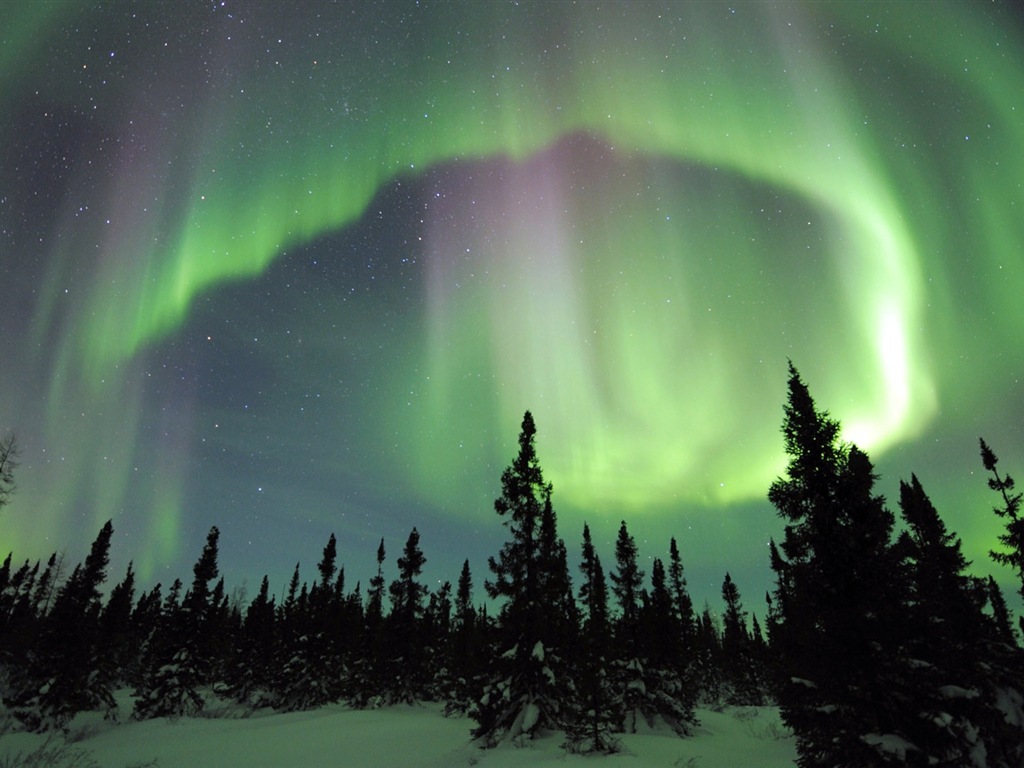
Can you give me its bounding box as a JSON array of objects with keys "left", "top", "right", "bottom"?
[{"left": 5, "top": 2, "right": 1023, "bottom": 575}]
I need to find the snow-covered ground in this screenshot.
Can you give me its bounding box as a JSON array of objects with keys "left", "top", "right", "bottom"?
[{"left": 0, "top": 695, "right": 796, "bottom": 768}]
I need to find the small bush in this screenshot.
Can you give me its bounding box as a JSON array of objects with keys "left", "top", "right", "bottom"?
[
  {"left": 744, "top": 716, "right": 791, "bottom": 741},
  {"left": 730, "top": 706, "right": 758, "bottom": 722},
  {"left": 0, "top": 738, "right": 98, "bottom": 768},
  {"left": 0, "top": 738, "right": 160, "bottom": 768}
]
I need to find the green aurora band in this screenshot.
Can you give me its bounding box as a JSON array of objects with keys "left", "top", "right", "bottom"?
[{"left": 3, "top": 2, "right": 1024, "bottom": 584}]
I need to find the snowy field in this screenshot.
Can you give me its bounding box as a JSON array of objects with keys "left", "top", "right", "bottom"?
[{"left": 0, "top": 694, "right": 796, "bottom": 768}]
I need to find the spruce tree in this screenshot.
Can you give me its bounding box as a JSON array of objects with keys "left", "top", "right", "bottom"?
[
  {"left": 719, "top": 572, "right": 766, "bottom": 705},
  {"left": 386, "top": 527, "right": 428, "bottom": 703},
  {"left": 536, "top": 496, "right": 578, "bottom": 667},
  {"left": 446, "top": 559, "right": 482, "bottom": 715},
  {"left": 980, "top": 438, "right": 1024, "bottom": 602},
  {"left": 610, "top": 520, "right": 646, "bottom": 731},
  {"left": 636, "top": 558, "right": 697, "bottom": 733},
  {"left": 341, "top": 579, "right": 366, "bottom": 691},
  {"left": 270, "top": 536, "right": 353, "bottom": 713},
  {"left": 30, "top": 552, "right": 62, "bottom": 617},
  {"left": 306, "top": 533, "right": 347, "bottom": 704},
  {"left": 898, "top": 476, "right": 987, "bottom": 659},
  {"left": 563, "top": 523, "right": 620, "bottom": 754},
  {"left": 134, "top": 527, "right": 220, "bottom": 719},
  {"left": 767, "top": 363, "right": 911, "bottom": 766},
  {"left": 350, "top": 538, "right": 388, "bottom": 707},
  {"left": 610, "top": 521, "right": 644, "bottom": 636},
  {"left": 667, "top": 538, "right": 697, "bottom": 668},
  {"left": 986, "top": 576, "right": 1017, "bottom": 646},
  {"left": 897, "top": 474, "right": 1024, "bottom": 766},
  {"left": 0, "top": 552, "right": 13, "bottom": 637},
  {"left": 318, "top": 533, "right": 338, "bottom": 588},
  {"left": 273, "top": 569, "right": 334, "bottom": 712},
  {"left": 1, "top": 556, "right": 40, "bottom": 674},
  {"left": 0, "top": 430, "right": 18, "bottom": 520},
  {"left": 749, "top": 613, "right": 769, "bottom": 670},
  {"left": 228, "top": 574, "right": 277, "bottom": 706},
  {"left": 127, "top": 583, "right": 163, "bottom": 688},
  {"left": 472, "top": 411, "right": 569, "bottom": 745},
  {"left": 330, "top": 564, "right": 360, "bottom": 674},
  {"left": 366, "top": 538, "right": 387, "bottom": 626},
  {"left": 390, "top": 529, "right": 426, "bottom": 628},
  {"left": 424, "top": 580, "right": 453, "bottom": 701},
  {"left": 693, "top": 603, "right": 724, "bottom": 706},
  {"left": 9, "top": 521, "right": 116, "bottom": 730},
  {"left": 455, "top": 560, "right": 474, "bottom": 627},
  {"left": 100, "top": 562, "right": 137, "bottom": 687},
  {"left": 720, "top": 573, "right": 747, "bottom": 650},
  {"left": 205, "top": 575, "right": 233, "bottom": 684},
  {"left": 184, "top": 525, "right": 223, "bottom": 679}
]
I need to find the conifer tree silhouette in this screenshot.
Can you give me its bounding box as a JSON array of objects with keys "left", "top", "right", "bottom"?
[
  {"left": 472, "top": 411, "right": 570, "bottom": 745},
  {"left": 562, "top": 523, "right": 620, "bottom": 753},
  {"left": 980, "top": 438, "right": 1024, "bottom": 602},
  {"left": 134, "top": 527, "right": 220, "bottom": 719},
  {"left": 768, "top": 364, "right": 909, "bottom": 766},
  {"left": 9, "top": 521, "right": 115, "bottom": 730}
]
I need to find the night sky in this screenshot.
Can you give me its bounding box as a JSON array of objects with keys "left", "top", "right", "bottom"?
[{"left": 2, "top": 1, "right": 1024, "bottom": 613}]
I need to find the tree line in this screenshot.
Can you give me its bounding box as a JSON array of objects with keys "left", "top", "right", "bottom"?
[{"left": 1, "top": 364, "right": 1023, "bottom": 765}]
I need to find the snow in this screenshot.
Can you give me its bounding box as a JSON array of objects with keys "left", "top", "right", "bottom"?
[
  {"left": 938, "top": 685, "right": 979, "bottom": 700},
  {"left": 0, "top": 693, "right": 796, "bottom": 768},
  {"left": 995, "top": 685, "right": 1024, "bottom": 728},
  {"left": 530, "top": 642, "right": 544, "bottom": 662},
  {"left": 520, "top": 701, "right": 539, "bottom": 734},
  {"left": 861, "top": 732, "right": 918, "bottom": 760}
]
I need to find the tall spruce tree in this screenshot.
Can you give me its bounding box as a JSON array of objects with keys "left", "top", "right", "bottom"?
[
  {"left": 272, "top": 533, "right": 349, "bottom": 711},
  {"left": 386, "top": 527, "right": 428, "bottom": 703},
  {"left": 719, "top": 572, "right": 766, "bottom": 706},
  {"left": 767, "top": 363, "right": 912, "bottom": 766},
  {"left": 986, "top": 575, "right": 1017, "bottom": 646},
  {"left": 424, "top": 580, "right": 453, "bottom": 701},
  {"left": 9, "top": 521, "right": 116, "bottom": 730},
  {"left": 472, "top": 411, "right": 570, "bottom": 745},
  {"left": 366, "top": 538, "right": 387, "bottom": 626},
  {"left": 895, "top": 474, "right": 1024, "bottom": 766},
  {"left": 610, "top": 521, "right": 644, "bottom": 640},
  {"left": 667, "top": 538, "right": 697, "bottom": 669},
  {"left": 898, "top": 476, "right": 987, "bottom": 660},
  {"left": 980, "top": 438, "right": 1024, "bottom": 603},
  {"left": 31, "top": 552, "right": 62, "bottom": 618},
  {"left": 127, "top": 583, "right": 163, "bottom": 688},
  {"left": 318, "top": 533, "right": 338, "bottom": 588},
  {"left": 312, "top": 533, "right": 346, "bottom": 702},
  {"left": 563, "top": 523, "right": 620, "bottom": 754},
  {"left": 100, "top": 562, "right": 137, "bottom": 687},
  {"left": 610, "top": 520, "right": 646, "bottom": 731},
  {"left": 609, "top": 521, "right": 693, "bottom": 732},
  {"left": 446, "top": 559, "right": 482, "bottom": 714},
  {"left": 0, "top": 430, "right": 18, "bottom": 521},
  {"left": 227, "top": 574, "right": 277, "bottom": 705},
  {"left": 636, "top": 558, "right": 698, "bottom": 733},
  {"left": 184, "top": 525, "right": 223, "bottom": 680},
  {"left": 693, "top": 602, "right": 724, "bottom": 705},
  {"left": 351, "top": 538, "right": 388, "bottom": 706},
  {"left": 134, "top": 526, "right": 221, "bottom": 719},
  {"left": 273, "top": 570, "right": 335, "bottom": 712},
  {"left": 536, "top": 496, "right": 578, "bottom": 669}
]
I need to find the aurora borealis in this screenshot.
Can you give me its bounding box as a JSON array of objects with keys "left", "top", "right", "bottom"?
[{"left": 2, "top": 1, "right": 1023, "bottom": 608}]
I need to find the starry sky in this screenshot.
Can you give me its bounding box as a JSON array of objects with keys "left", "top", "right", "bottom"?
[{"left": 2, "top": 1, "right": 1023, "bottom": 613}]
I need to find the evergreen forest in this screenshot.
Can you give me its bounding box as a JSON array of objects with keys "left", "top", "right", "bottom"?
[{"left": 1, "top": 364, "right": 1023, "bottom": 766}]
